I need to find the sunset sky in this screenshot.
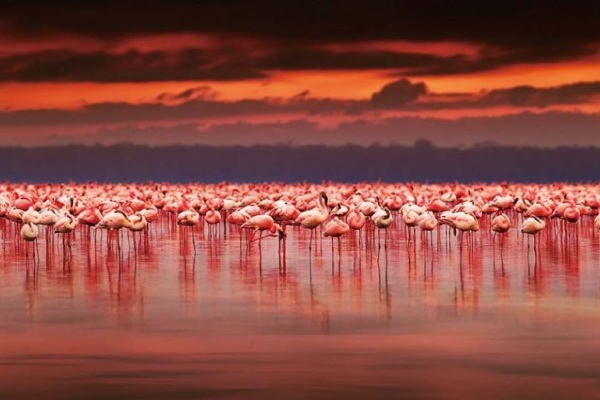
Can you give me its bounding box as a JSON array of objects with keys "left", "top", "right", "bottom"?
[{"left": 1, "top": 1, "right": 600, "bottom": 147}]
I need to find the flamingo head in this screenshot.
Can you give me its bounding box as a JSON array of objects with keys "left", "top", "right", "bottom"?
[
  {"left": 272, "top": 223, "right": 286, "bottom": 240},
  {"left": 320, "top": 191, "right": 328, "bottom": 206}
]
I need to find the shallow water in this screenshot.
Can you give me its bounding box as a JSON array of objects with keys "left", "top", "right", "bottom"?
[{"left": 2, "top": 215, "right": 600, "bottom": 399}]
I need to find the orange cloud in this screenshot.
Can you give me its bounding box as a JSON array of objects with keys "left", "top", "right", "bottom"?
[{"left": 419, "top": 59, "right": 600, "bottom": 93}]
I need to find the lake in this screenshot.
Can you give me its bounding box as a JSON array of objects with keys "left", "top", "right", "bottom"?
[{"left": 1, "top": 215, "right": 600, "bottom": 399}]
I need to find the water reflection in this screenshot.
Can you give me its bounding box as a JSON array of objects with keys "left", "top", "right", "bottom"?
[{"left": 1, "top": 214, "right": 600, "bottom": 399}]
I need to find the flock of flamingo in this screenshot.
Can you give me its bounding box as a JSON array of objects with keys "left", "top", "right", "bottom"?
[{"left": 1, "top": 182, "right": 599, "bottom": 262}]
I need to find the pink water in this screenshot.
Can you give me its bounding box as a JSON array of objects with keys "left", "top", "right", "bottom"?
[{"left": 1, "top": 216, "right": 600, "bottom": 399}]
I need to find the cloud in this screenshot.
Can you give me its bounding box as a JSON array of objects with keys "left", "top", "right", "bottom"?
[
  {"left": 4, "top": 2, "right": 599, "bottom": 50},
  {"left": 41, "top": 121, "right": 323, "bottom": 146},
  {"left": 478, "top": 82, "right": 600, "bottom": 108},
  {"left": 156, "top": 86, "right": 218, "bottom": 102},
  {"left": 370, "top": 79, "right": 428, "bottom": 107},
  {"left": 0, "top": 49, "right": 265, "bottom": 82},
  {"left": 29, "top": 111, "right": 600, "bottom": 148},
  {"left": 0, "top": 96, "right": 359, "bottom": 127},
  {"left": 0, "top": 45, "right": 567, "bottom": 83},
  {"left": 0, "top": 79, "right": 599, "bottom": 128},
  {"left": 398, "top": 81, "right": 600, "bottom": 110},
  {"left": 256, "top": 48, "right": 461, "bottom": 71},
  {"left": 1, "top": 45, "right": 592, "bottom": 84},
  {"left": 1, "top": 2, "right": 599, "bottom": 79},
  {"left": 291, "top": 90, "right": 311, "bottom": 100}
]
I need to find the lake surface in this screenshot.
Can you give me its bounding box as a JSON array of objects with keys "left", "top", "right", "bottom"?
[{"left": 1, "top": 215, "right": 600, "bottom": 399}]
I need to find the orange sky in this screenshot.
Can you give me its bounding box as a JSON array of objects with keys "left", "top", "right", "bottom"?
[
  {"left": 0, "top": 2, "right": 599, "bottom": 146},
  {"left": 1, "top": 59, "right": 600, "bottom": 111}
]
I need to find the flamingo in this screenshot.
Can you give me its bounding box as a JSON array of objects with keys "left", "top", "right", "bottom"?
[
  {"left": 177, "top": 208, "right": 200, "bottom": 251},
  {"left": 373, "top": 207, "right": 393, "bottom": 229},
  {"left": 417, "top": 212, "right": 438, "bottom": 245},
  {"left": 440, "top": 211, "right": 479, "bottom": 246},
  {"left": 79, "top": 206, "right": 102, "bottom": 226},
  {"left": 21, "top": 221, "right": 39, "bottom": 241},
  {"left": 514, "top": 197, "right": 533, "bottom": 214},
  {"left": 330, "top": 202, "right": 350, "bottom": 218},
  {"left": 402, "top": 208, "right": 420, "bottom": 242},
  {"left": 491, "top": 195, "right": 514, "bottom": 210},
  {"left": 521, "top": 216, "right": 546, "bottom": 254},
  {"left": 139, "top": 206, "right": 159, "bottom": 223},
  {"left": 324, "top": 217, "right": 349, "bottom": 238},
  {"left": 357, "top": 198, "right": 378, "bottom": 218},
  {"left": 440, "top": 191, "right": 457, "bottom": 204},
  {"left": 127, "top": 212, "right": 148, "bottom": 254},
  {"left": 594, "top": 214, "right": 600, "bottom": 233},
  {"left": 346, "top": 207, "right": 366, "bottom": 249},
  {"left": 294, "top": 191, "right": 328, "bottom": 251},
  {"left": 7, "top": 206, "right": 24, "bottom": 223},
  {"left": 347, "top": 208, "right": 366, "bottom": 231},
  {"left": 38, "top": 207, "right": 60, "bottom": 242},
  {"left": 97, "top": 209, "right": 131, "bottom": 230},
  {"left": 20, "top": 222, "right": 39, "bottom": 259},
  {"left": 96, "top": 209, "right": 131, "bottom": 251},
  {"left": 324, "top": 216, "right": 349, "bottom": 257},
  {"left": 22, "top": 207, "right": 41, "bottom": 224},
  {"left": 54, "top": 214, "right": 79, "bottom": 255},
  {"left": 524, "top": 202, "right": 552, "bottom": 218},
  {"left": 178, "top": 208, "right": 201, "bottom": 226},
  {"left": 128, "top": 213, "right": 148, "bottom": 232},
  {"left": 54, "top": 213, "right": 78, "bottom": 234},
  {"left": 372, "top": 207, "right": 393, "bottom": 248},
  {"left": 562, "top": 206, "right": 580, "bottom": 223},
  {"left": 491, "top": 214, "right": 511, "bottom": 242},
  {"left": 205, "top": 208, "right": 222, "bottom": 238},
  {"left": 241, "top": 214, "right": 285, "bottom": 255}
]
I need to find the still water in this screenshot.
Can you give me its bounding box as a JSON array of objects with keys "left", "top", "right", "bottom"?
[{"left": 1, "top": 216, "right": 600, "bottom": 399}]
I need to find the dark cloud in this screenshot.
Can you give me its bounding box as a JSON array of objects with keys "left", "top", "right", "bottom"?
[
  {"left": 291, "top": 90, "right": 311, "bottom": 100},
  {"left": 397, "top": 46, "right": 599, "bottom": 77},
  {"left": 370, "top": 79, "right": 428, "bottom": 107},
  {"left": 0, "top": 43, "right": 592, "bottom": 84},
  {"left": 256, "top": 48, "right": 458, "bottom": 71},
  {"left": 254, "top": 46, "right": 600, "bottom": 77},
  {"left": 1, "top": 80, "right": 599, "bottom": 127},
  {"left": 4, "top": 1, "right": 599, "bottom": 49},
  {"left": 0, "top": 97, "right": 357, "bottom": 127},
  {"left": 0, "top": 46, "right": 572, "bottom": 83},
  {"left": 1, "top": 1, "right": 599, "bottom": 79},
  {"left": 0, "top": 49, "right": 264, "bottom": 82},
  {"left": 478, "top": 82, "right": 600, "bottom": 108},
  {"left": 399, "top": 81, "right": 600, "bottom": 110},
  {"left": 30, "top": 111, "right": 600, "bottom": 148},
  {"left": 157, "top": 86, "right": 216, "bottom": 102}
]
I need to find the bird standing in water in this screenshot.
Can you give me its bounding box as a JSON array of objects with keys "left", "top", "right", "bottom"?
[
  {"left": 324, "top": 216, "right": 349, "bottom": 257},
  {"left": 295, "top": 191, "right": 328, "bottom": 252},
  {"left": 21, "top": 221, "right": 39, "bottom": 260}
]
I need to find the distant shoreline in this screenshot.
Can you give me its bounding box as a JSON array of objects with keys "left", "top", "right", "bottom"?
[{"left": 1, "top": 142, "right": 598, "bottom": 183}]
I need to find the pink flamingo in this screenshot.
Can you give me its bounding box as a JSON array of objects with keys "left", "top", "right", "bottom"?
[
  {"left": 417, "top": 212, "right": 438, "bottom": 245},
  {"left": 324, "top": 216, "right": 349, "bottom": 257},
  {"left": 491, "top": 214, "right": 511, "bottom": 242},
  {"left": 372, "top": 207, "right": 393, "bottom": 248},
  {"left": 241, "top": 215, "right": 285, "bottom": 256},
  {"left": 20, "top": 222, "right": 39, "bottom": 260},
  {"left": 294, "top": 192, "right": 328, "bottom": 251},
  {"left": 521, "top": 216, "right": 546, "bottom": 255},
  {"left": 177, "top": 208, "right": 200, "bottom": 251},
  {"left": 96, "top": 209, "right": 131, "bottom": 252},
  {"left": 54, "top": 214, "right": 79, "bottom": 256},
  {"left": 205, "top": 208, "right": 222, "bottom": 238},
  {"left": 347, "top": 207, "right": 366, "bottom": 249}
]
